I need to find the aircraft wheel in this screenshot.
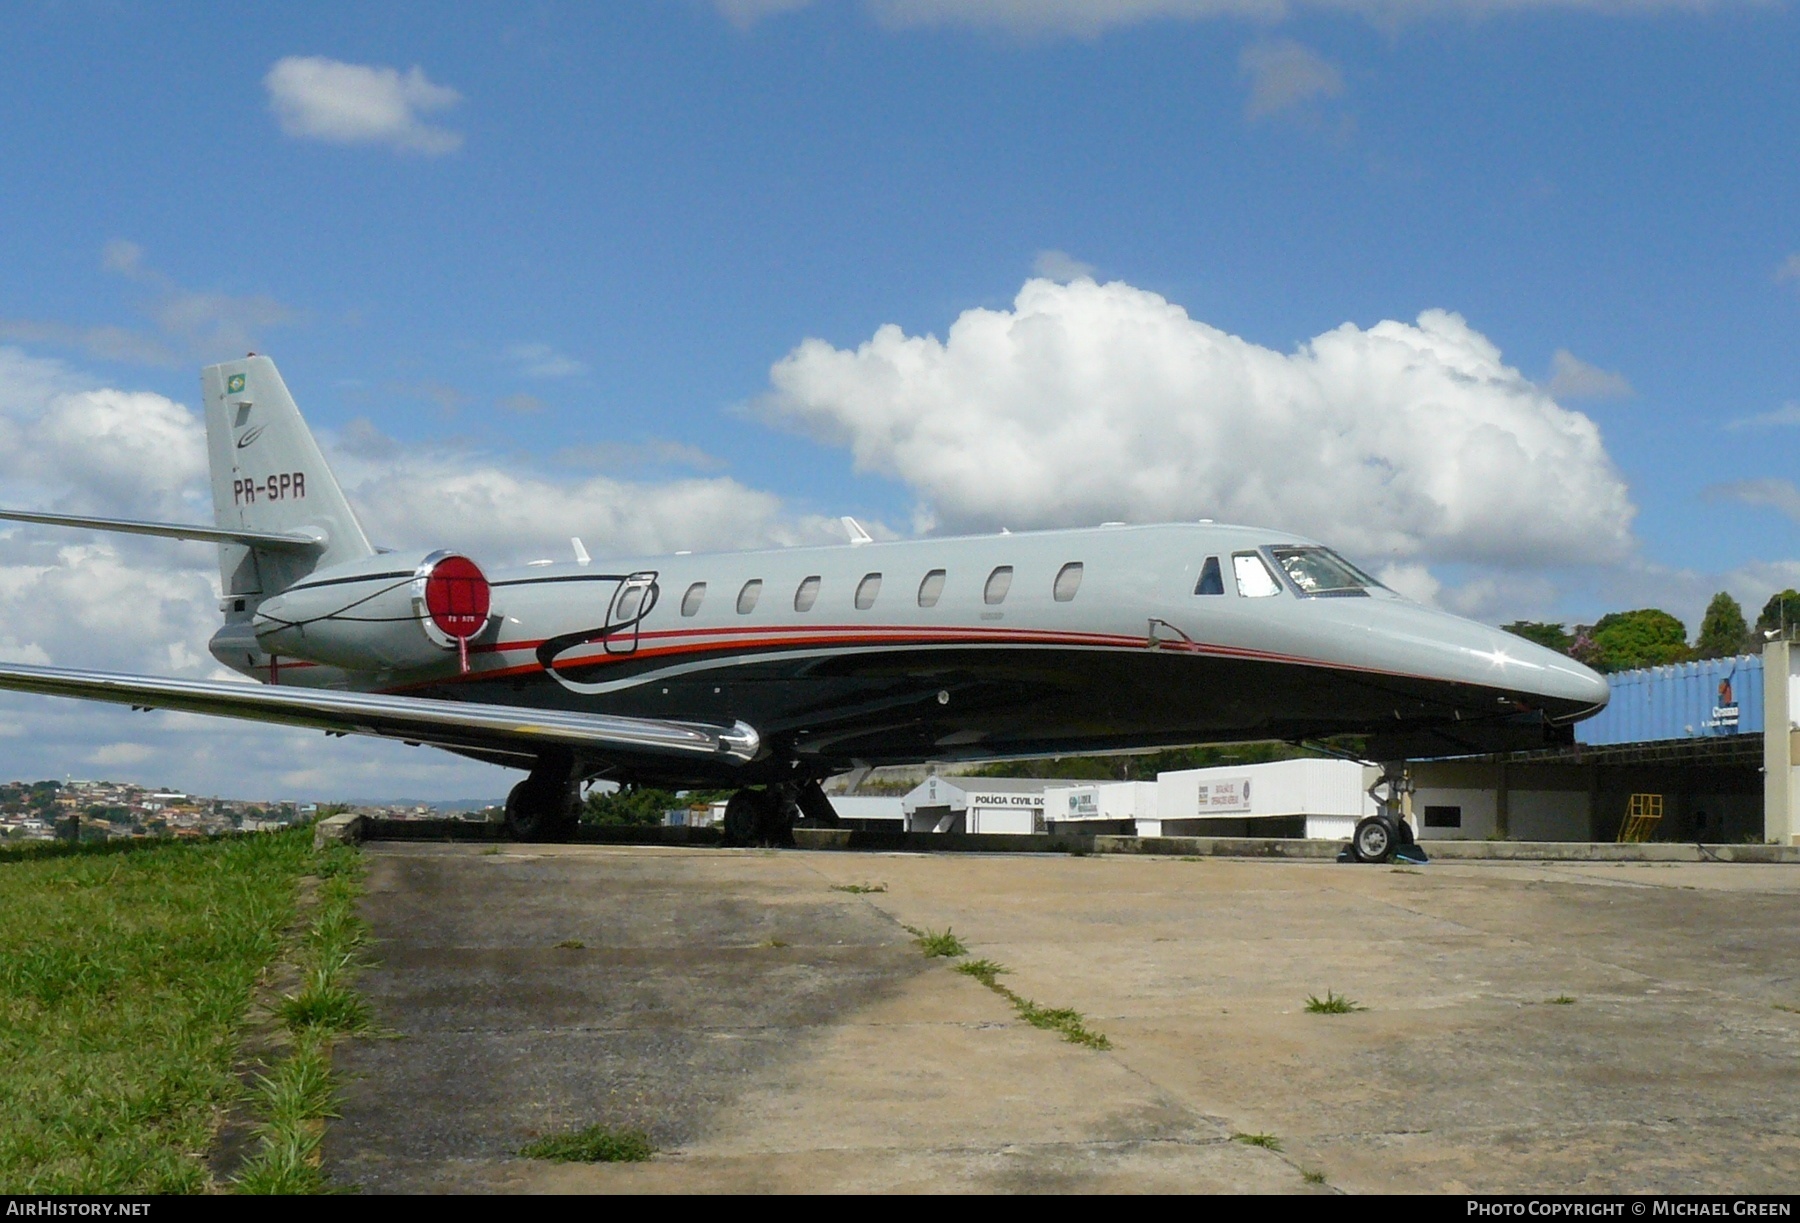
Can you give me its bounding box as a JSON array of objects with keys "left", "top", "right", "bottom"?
[
  {"left": 1352, "top": 815, "right": 1397, "bottom": 864},
  {"left": 757, "top": 787, "right": 798, "bottom": 847},
  {"left": 722, "top": 789, "right": 761, "bottom": 846},
  {"left": 504, "top": 774, "right": 580, "bottom": 843}
]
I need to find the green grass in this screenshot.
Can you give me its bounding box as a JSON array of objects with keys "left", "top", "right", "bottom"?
[
  {"left": 554, "top": 939, "right": 585, "bottom": 950},
  {"left": 0, "top": 829, "right": 322, "bottom": 1193},
  {"left": 954, "top": 957, "right": 1111, "bottom": 1049},
  {"left": 954, "top": 958, "right": 1007, "bottom": 987},
  {"left": 231, "top": 839, "right": 369, "bottom": 1194},
  {"left": 1302, "top": 1169, "right": 1327, "bottom": 1184},
  {"left": 1546, "top": 995, "right": 1577, "bottom": 1006},
  {"left": 520, "top": 1125, "right": 653, "bottom": 1163},
  {"left": 830, "top": 882, "right": 888, "bottom": 894},
  {"left": 1304, "top": 989, "right": 1366, "bottom": 1015},
  {"left": 913, "top": 927, "right": 968, "bottom": 958},
  {"left": 1232, "top": 1132, "right": 1283, "bottom": 1151}
]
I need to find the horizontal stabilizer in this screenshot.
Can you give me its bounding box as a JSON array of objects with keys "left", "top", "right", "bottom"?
[
  {"left": 0, "top": 509, "right": 324, "bottom": 552},
  {"left": 0, "top": 662, "right": 761, "bottom": 764}
]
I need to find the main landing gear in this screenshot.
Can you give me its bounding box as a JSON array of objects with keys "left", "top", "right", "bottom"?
[
  {"left": 720, "top": 779, "right": 836, "bottom": 848},
  {"left": 504, "top": 755, "right": 581, "bottom": 842}
]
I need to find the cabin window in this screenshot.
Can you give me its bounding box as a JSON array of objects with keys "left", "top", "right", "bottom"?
[
  {"left": 1424, "top": 805, "right": 1462, "bottom": 829},
  {"left": 736, "top": 579, "right": 762, "bottom": 614},
  {"left": 616, "top": 585, "right": 646, "bottom": 620},
  {"left": 855, "top": 572, "right": 882, "bottom": 610},
  {"left": 984, "top": 566, "right": 1013, "bottom": 605},
  {"left": 1269, "top": 546, "right": 1381, "bottom": 597},
  {"left": 680, "top": 582, "right": 706, "bottom": 617},
  {"left": 1053, "top": 562, "right": 1083, "bottom": 602},
  {"left": 794, "top": 575, "right": 821, "bottom": 612},
  {"left": 1194, "top": 556, "right": 1224, "bottom": 596},
  {"left": 918, "top": 569, "right": 946, "bottom": 608},
  {"left": 1233, "top": 552, "right": 1282, "bottom": 598}
]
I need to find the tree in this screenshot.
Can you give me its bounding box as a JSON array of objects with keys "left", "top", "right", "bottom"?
[
  {"left": 1695, "top": 592, "right": 1750, "bottom": 659},
  {"left": 1501, "top": 621, "right": 1573, "bottom": 654},
  {"left": 1585, "top": 608, "right": 1692, "bottom": 672},
  {"left": 581, "top": 786, "right": 678, "bottom": 827},
  {"left": 1756, "top": 589, "right": 1800, "bottom": 639}
]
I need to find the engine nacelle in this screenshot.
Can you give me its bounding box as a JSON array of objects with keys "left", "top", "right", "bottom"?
[{"left": 252, "top": 550, "right": 495, "bottom": 672}]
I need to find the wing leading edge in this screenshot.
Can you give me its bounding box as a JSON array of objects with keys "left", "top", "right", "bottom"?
[{"left": 0, "top": 662, "right": 760, "bottom": 766}]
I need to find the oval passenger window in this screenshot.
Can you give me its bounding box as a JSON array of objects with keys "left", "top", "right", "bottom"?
[
  {"left": 918, "top": 569, "right": 946, "bottom": 608},
  {"left": 984, "top": 566, "right": 1013, "bottom": 605},
  {"left": 855, "top": 572, "right": 882, "bottom": 610},
  {"left": 1053, "top": 562, "right": 1082, "bottom": 602},
  {"left": 680, "top": 582, "right": 706, "bottom": 616},
  {"left": 737, "top": 580, "right": 762, "bottom": 614},
  {"left": 795, "top": 575, "right": 821, "bottom": 612},
  {"left": 616, "top": 586, "right": 644, "bottom": 620}
]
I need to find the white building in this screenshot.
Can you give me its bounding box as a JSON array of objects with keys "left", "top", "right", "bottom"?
[
  {"left": 1147, "top": 758, "right": 1378, "bottom": 840},
  {"left": 901, "top": 776, "right": 1054, "bottom": 834},
  {"left": 1040, "top": 781, "right": 1158, "bottom": 834}
]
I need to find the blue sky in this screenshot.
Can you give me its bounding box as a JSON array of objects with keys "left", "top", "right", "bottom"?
[{"left": 0, "top": 0, "right": 1797, "bottom": 797}]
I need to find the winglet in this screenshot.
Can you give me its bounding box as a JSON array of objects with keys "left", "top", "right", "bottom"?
[
  {"left": 841, "top": 516, "right": 873, "bottom": 546},
  {"left": 571, "top": 537, "right": 591, "bottom": 566}
]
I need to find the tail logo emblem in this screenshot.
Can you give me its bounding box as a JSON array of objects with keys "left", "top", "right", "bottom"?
[
  {"left": 235, "top": 425, "right": 266, "bottom": 449},
  {"left": 226, "top": 373, "right": 246, "bottom": 394}
]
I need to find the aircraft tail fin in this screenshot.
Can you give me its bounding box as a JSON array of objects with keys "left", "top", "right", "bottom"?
[{"left": 201, "top": 355, "right": 374, "bottom": 606}]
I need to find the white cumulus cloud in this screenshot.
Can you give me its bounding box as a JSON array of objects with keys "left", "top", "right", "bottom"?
[
  {"left": 760, "top": 277, "right": 1637, "bottom": 570},
  {"left": 265, "top": 57, "right": 463, "bottom": 155}
]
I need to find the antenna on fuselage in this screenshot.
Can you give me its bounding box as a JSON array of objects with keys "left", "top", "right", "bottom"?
[{"left": 841, "top": 517, "right": 873, "bottom": 546}]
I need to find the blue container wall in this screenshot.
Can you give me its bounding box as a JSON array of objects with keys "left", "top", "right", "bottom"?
[{"left": 1575, "top": 654, "right": 1763, "bottom": 746}]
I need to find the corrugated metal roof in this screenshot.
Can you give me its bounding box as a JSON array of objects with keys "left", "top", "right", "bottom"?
[{"left": 1576, "top": 653, "right": 1762, "bottom": 746}]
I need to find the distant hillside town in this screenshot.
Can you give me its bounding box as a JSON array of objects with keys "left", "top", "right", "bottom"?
[{"left": 0, "top": 779, "right": 458, "bottom": 844}]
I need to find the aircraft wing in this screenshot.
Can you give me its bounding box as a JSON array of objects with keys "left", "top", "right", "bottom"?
[{"left": 0, "top": 662, "right": 760, "bottom": 765}]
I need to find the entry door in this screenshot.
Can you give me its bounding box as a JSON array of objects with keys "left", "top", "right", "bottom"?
[{"left": 604, "top": 571, "right": 659, "bottom": 654}]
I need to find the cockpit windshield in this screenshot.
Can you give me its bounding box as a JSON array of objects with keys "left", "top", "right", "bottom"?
[{"left": 1268, "top": 547, "right": 1384, "bottom": 597}]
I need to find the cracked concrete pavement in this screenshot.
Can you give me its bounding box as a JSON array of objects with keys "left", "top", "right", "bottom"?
[{"left": 324, "top": 844, "right": 1800, "bottom": 1193}]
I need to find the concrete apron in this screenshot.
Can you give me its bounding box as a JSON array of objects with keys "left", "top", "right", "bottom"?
[
  {"left": 324, "top": 843, "right": 1800, "bottom": 1194},
  {"left": 323, "top": 816, "right": 1800, "bottom": 863}
]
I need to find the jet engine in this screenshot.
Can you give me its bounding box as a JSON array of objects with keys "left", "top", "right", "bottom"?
[{"left": 250, "top": 549, "right": 496, "bottom": 673}]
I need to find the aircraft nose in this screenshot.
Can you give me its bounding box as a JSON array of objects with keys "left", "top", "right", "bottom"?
[{"left": 1362, "top": 600, "right": 1609, "bottom": 719}]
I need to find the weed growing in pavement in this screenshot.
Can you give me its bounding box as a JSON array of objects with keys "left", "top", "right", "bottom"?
[
  {"left": 914, "top": 928, "right": 968, "bottom": 958},
  {"left": 953, "top": 958, "right": 1110, "bottom": 1049},
  {"left": 1546, "top": 995, "right": 1577, "bottom": 1005},
  {"left": 554, "top": 940, "right": 585, "bottom": 950},
  {"left": 831, "top": 882, "right": 888, "bottom": 894},
  {"left": 955, "top": 959, "right": 1007, "bottom": 987},
  {"left": 763, "top": 937, "right": 790, "bottom": 948},
  {"left": 1233, "top": 1132, "right": 1283, "bottom": 1151},
  {"left": 1304, "top": 990, "right": 1366, "bottom": 1015},
  {"left": 520, "top": 1125, "right": 653, "bottom": 1163},
  {"left": 1302, "top": 1169, "right": 1327, "bottom": 1184}
]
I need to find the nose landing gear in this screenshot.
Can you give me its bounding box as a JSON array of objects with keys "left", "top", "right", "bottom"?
[{"left": 1349, "top": 763, "right": 1426, "bottom": 864}]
